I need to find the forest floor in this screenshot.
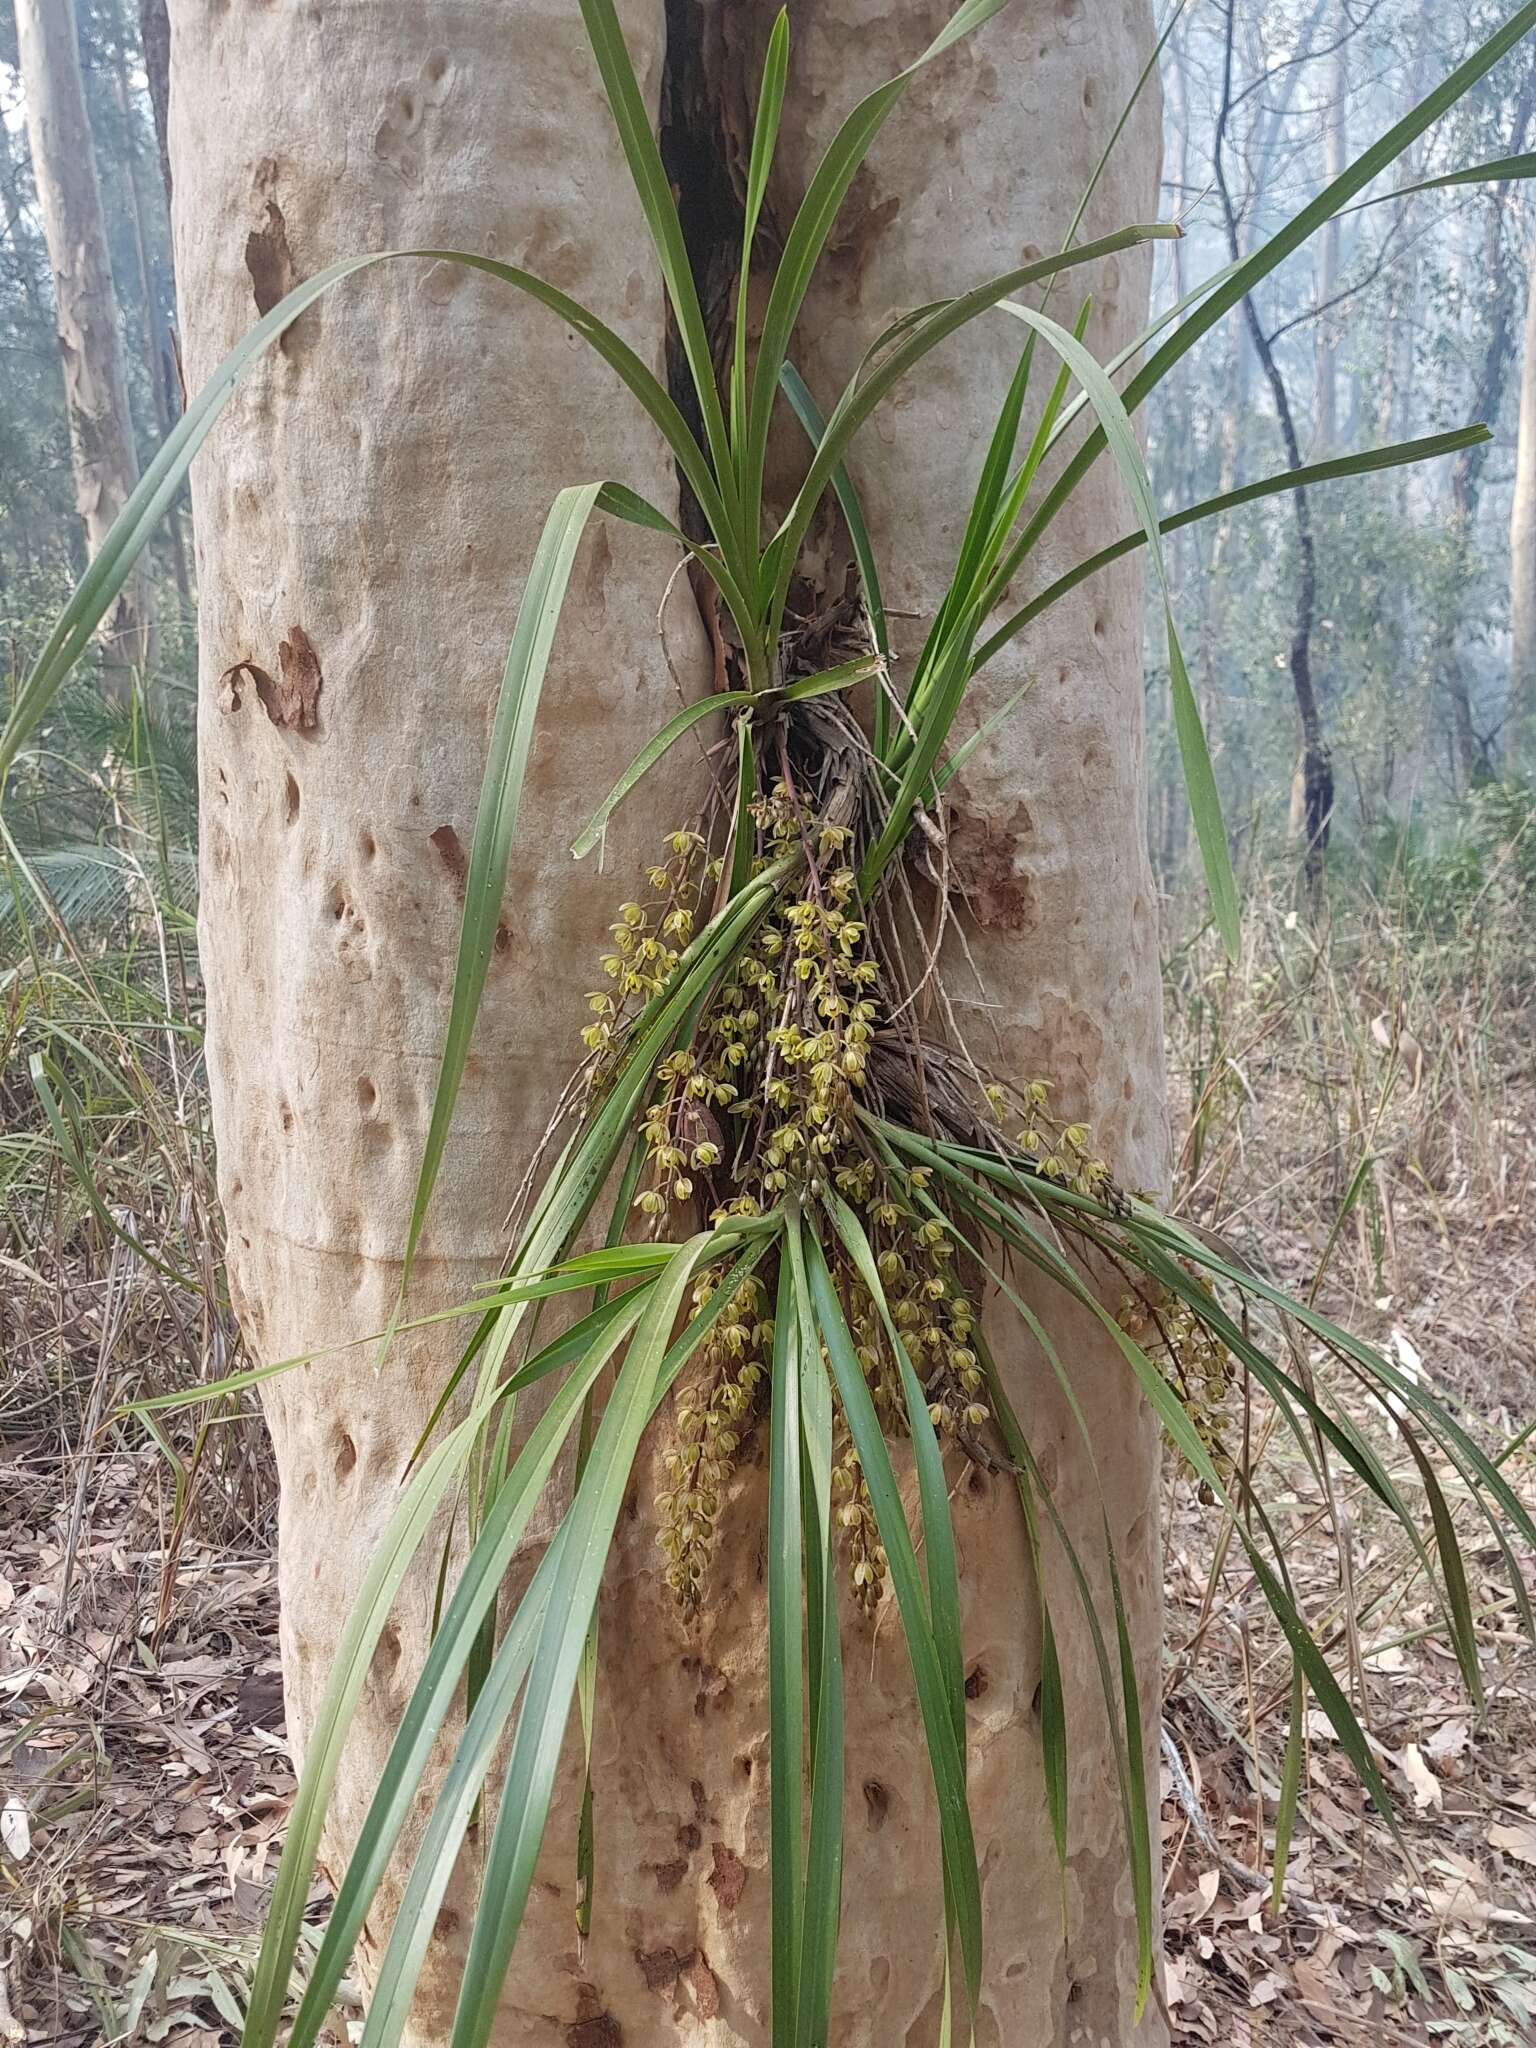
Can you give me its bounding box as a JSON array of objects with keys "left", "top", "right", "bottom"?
[{"left": 2, "top": 897, "right": 1534, "bottom": 2047}]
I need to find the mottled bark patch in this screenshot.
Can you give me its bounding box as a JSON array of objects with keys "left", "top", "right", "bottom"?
[
  {"left": 648, "top": 1856, "right": 688, "bottom": 1894},
  {"left": 565, "top": 2015, "right": 622, "bottom": 2048},
  {"left": 245, "top": 196, "right": 295, "bottom": 316},
  {"left": 683, "top": 1954, "right": 720, "bottom": 2020},
  {"left": 948, "top": 798, "right": 1037, "bottom": 933},
  {"left": 429, "top": 824, "right": 512, "bottom": 952},
  {"left": 635, "top": 1945, "right": 689, "bottom": 1993},
  {"left": 219, "top": 626, "right": 323, "bottom": 733},
  {"left": 707, "top": 1840, "right": 747, "bottom": 1911}
]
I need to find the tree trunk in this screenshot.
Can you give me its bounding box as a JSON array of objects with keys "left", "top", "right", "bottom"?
[
  {"left": 109, "top": 13, "right": 191, "bottom": 612},
  {"left": 171, "top": 1, "right": 1165, "bottom": 2042},
  {"left": 1509, "top": 246, "right": 1536, "bottom": 774},
  {"left": 16, "top": 0, "right": 156, "bottom": 691},
  {"left": 1313, "top": 23, "right": 1347, "bottom": 452}
]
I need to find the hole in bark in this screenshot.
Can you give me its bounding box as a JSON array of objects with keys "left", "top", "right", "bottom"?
[
  {"left": 357, "top": 1077, "right": 378, "bottom": 1116},
  {"left": 283, "top": 771, "right": 300, "bottom": 823},
  {"left": 1066, "top": 1977, "right": 1085, "bottom": 2003},
  {"left": 966, "top": 1464, "right": 988, "bottom": 1500},
  {"left": 334, "top": 1432, "right": 357, "bottom": 1480},
  {"left": 279, "top": 1100, "right": 295, "bottom": 1133},
  {"left": 360, "top": 829, "right": 377, "bottom": 860},
  {"left": 424, "top": 48, "right": 449, "bottom": 84},
  {"left": 329, "top": 888, "right": 347, "bottom": 921},
  {"left": 735, "top": 1752, "right": 753, "bottom": 1779},
  {"left": 434, "top": 1905, "right": 460, "bottom": 1940},
  {"left": 378, "top": 1621, "right": 403, "bottom": 1669},
  {"left": 964, "top": 1664, "right": 988, "bottom": 1701},
  {"left": 862, "top": 1779, "right": 890, "bottom": 1830}
]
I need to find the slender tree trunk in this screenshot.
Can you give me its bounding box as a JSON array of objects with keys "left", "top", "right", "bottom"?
[
  {"left": 109, "top": 18, "right": 191, "bottom": 611},
  {"left": 1215, "top": 3, "right": 1331, "bottom": 880},
  {"left": 1510, "top": 245, "right": 1536, "bottom": 773},
  {"left": 172, "top": 1, "right": 1165, "bottom": 2041},
  {"left": 1314, "top": 24, "right": 1347, "bottom": 451},
  {"left": 0, "top": 112, "right": 47, "bottom": 318},
  {"left": 1435, "top": 70, "right": 1536, "bottom": 788},
  {"left": 16, "top": 0, "right": 156, "bottom": 692},
  {"left": 138, "top": 0, "right": 174, "bottom": 207}
]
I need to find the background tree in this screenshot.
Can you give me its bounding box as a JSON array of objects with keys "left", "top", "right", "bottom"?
[{"left": 13, "top": 0, "right": 154, "bottom": 691}]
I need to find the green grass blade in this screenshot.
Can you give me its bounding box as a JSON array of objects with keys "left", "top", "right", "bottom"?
[
  {"left": 1270, "top": 1665, "right": 1306, "bottom": 1916},
  {"left": 28, "top": 1053, "right": 195, "bottom": 1290},
  {"left": 571, "top": 689, "right": 751, "bottom": 858},
  {"left": 995, "top": 300, "right": 1237, "bottom": 955},
  {"left": 768, "top": 1252, "right": 805, "bottom": 2048},
  {"left": 805, "top": 1234, "right": 982, "bottom": 2022},
  {"left": 734, "top": 11, "right": 791, "bottom": 457},
  {"left": 447, "top": 1231, "right": 742, "bottom": 2048},
  {"left": 974, "top": 425, "right": 1492, "bottom": 668},
  {"left": 400, "top": 485, "right": 606, "bottom": 1285},
  {"left": 576, "top": 0, "right": 740, "bottom": 547},
  {"left": 742, "top": 0, "right": 1013, "bottom": 543}
]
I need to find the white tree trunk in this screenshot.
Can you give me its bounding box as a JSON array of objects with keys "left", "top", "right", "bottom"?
[
  {"left": 1314, "top": 23, "right": 1348, "bottom": 451},
  {"left": 171, "top": 2, "right": 1165, "bottom": 2042},
  {"left": 16, "top": 0, "right": 155, "bottom": 687},
  {"left": 1509, "top": 247, "right": 1536, "bottom": 772}
]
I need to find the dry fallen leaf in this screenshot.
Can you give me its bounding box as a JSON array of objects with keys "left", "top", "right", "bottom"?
[
  {"left": 1490, "top": 1820, "right": 1536, "bottom": 1866},
  {"left": 0, "top": 1796, "right": 30, "bottom": 1862},
  {"left": 1401, "top": 1743, "right": 1443, "bottom": 1811}
]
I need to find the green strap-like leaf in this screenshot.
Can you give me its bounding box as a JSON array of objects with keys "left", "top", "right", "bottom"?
[
  {"left": 447, "top": 1231, "right": 739, "bottom": 2048},
  {"left": 973, "top": 424, "right": 1492, "bottom": 669},
  {"left": 734, "top": 11, "right": 791, "bottom": 458},
  {"left": 778, "top": 362, "right": 889, "bottom": 752},
  {"left": 742, "top": 0, "right": 1013, "bottom": 537},
  {"left": 995, "top": 300, "right": 1238, "bottom": 957},
  {"left": 805, "top": 1234, "right": 982, "bottom": 2025},
  {"left": 1011, "top": 0, "right": 1536, "bottom": 646},
  {"left": 575, "top": 0, "right": 742, "bottom": 558},
  {"left": 282, "top": 1294, "right": 647, "bottom": 2048},
  {"left": 768, "top": 1252, "right": 805, "bottom": 2048},
  {"left": 765, "top": 223, "right": 1179, "bottom": 643},
  {"left": 571, "top": 690, "right": 751, "bottom": 859},
  {"left": 400, "top": 484, "right": 605, "bottom": 1284},
  {"left": 0, "top": 249, "right": 741, "bottom": 791}
]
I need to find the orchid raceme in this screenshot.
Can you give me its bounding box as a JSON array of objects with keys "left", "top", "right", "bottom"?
[{"left": 10, "top": 1, "right": 1536, "bottom": 2042}]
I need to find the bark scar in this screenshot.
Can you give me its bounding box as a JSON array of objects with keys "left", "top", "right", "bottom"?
[{"left": 220, "top": 624, "right": 323, "bottom": 733}]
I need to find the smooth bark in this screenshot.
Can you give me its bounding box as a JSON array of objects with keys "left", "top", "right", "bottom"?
[
  {"left": 16, "top": 0, "right": 155, "bottom": 690},
  {"left": 172, "top": 0, "right": 1166, "bottom": 2040}
]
